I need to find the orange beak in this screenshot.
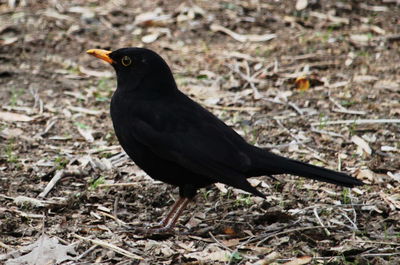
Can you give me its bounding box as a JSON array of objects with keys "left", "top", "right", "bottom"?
[{"left": 86, "top": 49, "right": 114, "bottom": 64}]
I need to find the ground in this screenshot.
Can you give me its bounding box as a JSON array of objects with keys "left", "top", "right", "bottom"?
[{"left": 0, "top": 0, "right": 399, "bottom": 264}]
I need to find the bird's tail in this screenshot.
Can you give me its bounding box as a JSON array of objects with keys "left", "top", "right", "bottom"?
[{"left": 249, "top": 147, "right": 363, "bottom": 187}]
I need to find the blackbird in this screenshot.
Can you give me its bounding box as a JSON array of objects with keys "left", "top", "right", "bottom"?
[{"left": 87, "top": 48, "right": 363, "bottom": 232}]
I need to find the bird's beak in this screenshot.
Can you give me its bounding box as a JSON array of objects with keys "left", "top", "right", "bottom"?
[{"left": 86, "top": 49, "right": 114, "bottom": 64}]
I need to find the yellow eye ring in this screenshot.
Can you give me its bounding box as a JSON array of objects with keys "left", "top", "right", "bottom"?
[{"left": 121, "top": 56, "right": 132, "bottom": 66}]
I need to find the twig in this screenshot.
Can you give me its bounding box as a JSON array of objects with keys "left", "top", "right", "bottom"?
[
  {"left": 274, "top": 119, "right": 327, "bottom": 162},
  {"left": 38, "top": 117, "right": 58, "bottom": 137},
  {"left": 227, "top": 63, "right": 262, "bottom": 100},
  {"left": 208, "top": 232, "right": 242, "bottom": 265},
  {"left": 98, "top": 183, "right": 139, "bottom": 188},
  {"left": 208, "top": 232, "right": 234, "bottom": 252},
  {"left": 310, "top": 119, "right": 400, "bottom": 126},
  {"left": 332, "top": 108, "right": 367, "bottom": 115},
  {"left": 97, "top": 211, "right": 127, "bottom": 226},
  {"left": 287, "top": 102, "right": 304, "bottom": 115},
  {"left": 328, "top": 90, "right": 347, "bottom": 111},
  {"left": 74, "top": 245, "right": 98, "bottom": 261},
  {"left": 73, "top": 234, "right": 143, "bottom": 260},
  {"left": 340, "top": 208, "right": 358, "bottom": 230},
  {"left": 310, "top": 128, "right": 344, "bottom": 138},
  {"left": 255, "top": 225, "right": 337, "bottom": 247},
  {"left": 349, "top": 190, "right": 358, "bottom": 230},
  {"left": 360, "top": 252, "right": 400, "bottom": 257},
  {"left": 244, "top": 60, "right": 262, "bottom": 100},
  {"left": 277, "top": 252, "right": 400, "bottom": 262},
  {"left": 113, "top": 196, "right": 119, "bottom": 224},
  {"left": 263, "top": 139, "right": 311, "bottom": 150},
  {"left": 343, "top": 239, "right": 400, "bottom": 246},
  {"left": 38, "top": 170, "right": 64, "bottom": 198},
  {"left": 313, "top": 207, "right": 331, "bottom": 236},
  {"left": 222, "top": 51, "right": 264, "bottom": 62},
  {"left": 29, "top": 85, "right": 44, "bottom": 114},
  {"left": 262, "top": 95, "right": 305, "bottom": 116}
]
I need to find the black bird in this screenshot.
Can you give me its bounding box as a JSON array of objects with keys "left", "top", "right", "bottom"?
[{"left": 87, "top": 48, "right": 363, "bottom": 232}]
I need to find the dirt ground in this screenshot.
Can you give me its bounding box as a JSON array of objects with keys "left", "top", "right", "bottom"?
[{"left": 0, "top": 0, "right": 399, "bottom": 264}]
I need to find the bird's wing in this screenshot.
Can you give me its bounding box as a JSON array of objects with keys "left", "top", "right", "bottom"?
[{"left": 129, "top": 101, "right": 256, "bottom": 191}]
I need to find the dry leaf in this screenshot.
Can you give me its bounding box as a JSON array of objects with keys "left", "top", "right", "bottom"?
[
  {"left": 309, "top": 11, "right": 349, "bottom": 24},
  {"left": 0, "top": 128, "right": 23, "bottom": 139},
  {"left": 248, "top": 178, "right": 261, "bottom": 187},
  {"left": 252, "top": 251, "right": 280, "bottom": 265},
  {"left": 221, "top": 239, "right": 240, "bottom": 248},
  {"left": 296, "top": 0, "right": 308, "bottom": 10},
  {"left": 0, "top": 111, "right": 33, "bottom": 122},
  {"left": 185, "top": 212, "right": 205, "bottom": 229},
  {"left": 351, "top": 135, "right": 372, "bottom": 156},
  {"left": 356, "top": 169, "right": 377, "bottom": 183},
  {"left": 76, "top": 126, "right": 94, "bottom": 142},
  {"left": 381, "top": 145, "right": 398, "bottom": 152},
  {"left": 214, "top": 183, "right": 228, "bottom": 193},
  {"left": 142, "top": 33, "right": 160, "bottom": 43},
  {"left": 224, "top": 226, "right": 237, "bottom": 236},
  {"left": 283, "top": 256, "right": 312, "bottom": 265},
  {"left": 134, "top": 8, "right": 172, "bottom": 27},
  {"left": 14, "top": 196, "right": 46, "bottom": 207},
  {"left": 373, "top": 80, "right": 399, "bottom": 92},
  {"left": 0, "top": 36, "right": 18, "bottom": 45},
  {"left": 184, "top": 244, "right": 230, "bottom": 262},
  {"left": 350, "top": 34, "right": 370, "bottom": 43},
  {"left": 5, "top": 234, "right": 76, "bottom": 265},
  {"left": 295, "top": 76, "right": 310, "bottom": 91},
  {"left": 387, "top": 171, "right": 400, "bottom": 182},
  {"left": 352, "top": 187, "right": 364, "bottom": 195},
  {"left": 380, "top": 192, "right": 400, "bottom": 210},
  {"left": 389, "top": 108, "right": 400, "bottom": 116}
]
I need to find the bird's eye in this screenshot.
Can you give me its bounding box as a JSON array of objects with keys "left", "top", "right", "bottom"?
[{"left": 121, "top": 56, "right": 132, "bottom": 66}]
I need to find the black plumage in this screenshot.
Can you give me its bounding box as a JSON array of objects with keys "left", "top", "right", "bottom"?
[{"left": 87, "top": 47, "right": 363, "bottom": 232}]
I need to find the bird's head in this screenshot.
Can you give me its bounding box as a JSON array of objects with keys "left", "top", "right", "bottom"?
[{"left": 87, "top": 47, "right": 177, "bottom": 96}]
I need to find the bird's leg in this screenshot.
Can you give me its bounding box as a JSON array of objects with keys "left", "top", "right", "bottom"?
[
  {"left": 159, "top": 197, "right": 190, "bottom": 229},
  {"left": 142, "top": 197, "right": 190, "bottom": 234}
]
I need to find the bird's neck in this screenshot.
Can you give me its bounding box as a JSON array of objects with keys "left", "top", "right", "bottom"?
[{"left": 117, "top": 72, "right": 179, "bottom": 100}]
